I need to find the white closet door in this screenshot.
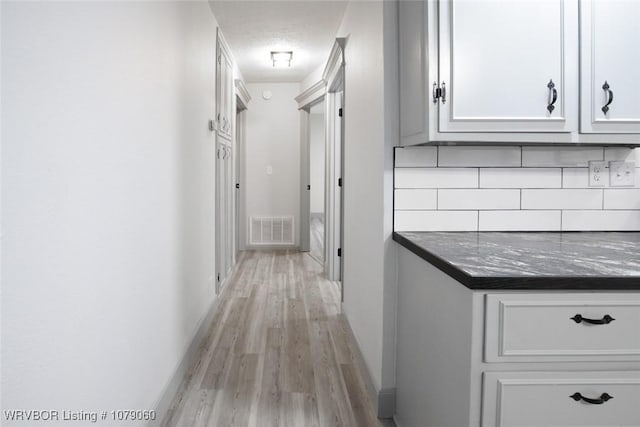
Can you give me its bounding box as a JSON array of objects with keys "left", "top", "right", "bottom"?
[
  {"left": 438, "top": 0, "right": 578, "bottom": 133},
  {"left": 580, "top": 0, "right": 640, "bottom": 133}
]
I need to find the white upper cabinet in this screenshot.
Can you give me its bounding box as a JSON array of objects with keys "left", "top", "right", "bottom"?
[
  {"left": 399, "top": 0, "right": 640, "bottom": 145},
  {"left": 580, "top": 0, "right": 640, "bottom": 133},
  {"left": 216, "top": 29, "right": 234, "bottom": 140},
  {"left": 438, "top": 0, "right": 578, "bottom": 133}
]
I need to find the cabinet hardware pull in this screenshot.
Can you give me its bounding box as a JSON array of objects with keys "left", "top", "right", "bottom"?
[
  {"left": 602, "top": 81, "right": 614, "bottom": 114},
  {"left": 570, "top": 392, "right": 613, "bottom": 405},
  {"left": 547, "top": 79, "right": 557, "bottom": 113},
  {"left": 570, "top": 314, "right": 615, "bottom": 325}
]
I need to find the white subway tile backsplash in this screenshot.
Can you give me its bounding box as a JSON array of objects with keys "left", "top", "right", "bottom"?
[
  {"left": 562, "top": 210, "right": 640, "bottom": 231},
  {"left": 562, "top": 168, "right": 593, "bottom": 188},
  {"left": 479, "top": 211, "right": 561, "bottom": 231},
  {"left": 521, "top": 189, "right": 603, "bottom": 210},
  {"left": 394, "top": 210, "right": 478, "bottom": 231},
  {"left": 604, "top": 147, "right": 640, "bottom": 163},
  {"left": 395, "top": 147, "right": 437, "bottom": 167},
  {"left": 563, "top": 167, "right": 640, "bottom": 188},
  {"left": 438, "top": 146, "right": 521, "bottom": 167},
  {"left": 394, "top": 189, "right": 437, "bottom": 210},
  {"left": 604, "top": 189, "right": 640, "bottom": 210},
  {"left": 394, "top": 168, "right": 478, "bottom": 188},
  {"left": 393, "top": 146, "right": 640, "bottom": 231},
  {"left": 480, "top": 168, "right": 561, "bottom": 188},
  {"left": 438, "top": 189, "right": 520, "bottom": 210},
  {"left": 522, "top": 147, "right": 603, "bottom": 167}
]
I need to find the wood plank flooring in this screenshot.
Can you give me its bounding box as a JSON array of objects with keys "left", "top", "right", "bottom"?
[
  {"left": 309, "top": 214, "right": 324, "bottom": 265},
  {"left": 162, "top": 250, "right": 390, "bottom": 427}
]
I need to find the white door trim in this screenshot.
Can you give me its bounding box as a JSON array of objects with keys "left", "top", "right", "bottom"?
[
  {"left": 297, "top": 82, "right": 326, "bottom": 253},
  {"left": 323, "top": 38, "right": 346, "bottom": 284}
]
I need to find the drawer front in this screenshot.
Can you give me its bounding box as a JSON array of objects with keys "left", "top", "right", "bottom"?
[
  {"left": 485, "top": 293, "right": 640, "bottom": 362},
  {"left": 482, "top": 371, "right": 640, "bottom": 427}
]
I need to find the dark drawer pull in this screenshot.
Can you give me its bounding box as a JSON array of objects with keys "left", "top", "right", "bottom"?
[
  {"left": 570, "top": 314, "right": 615, "bottom": 325},
  {"left": 570, "top": 392, "right": 613, "bottom": 405}
]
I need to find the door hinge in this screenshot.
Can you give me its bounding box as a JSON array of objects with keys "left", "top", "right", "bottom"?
[
  {"left": 217, "top": 55, "right": 221, "bottom": 65},
  {"left": 432, "top": 81, "right": 447, "bottom": 104},
  {"left": 307, "top": 184, "right": 311, "bottom": 190},
  {"left": 217, "top": 273, "right": 220, "bottom": 282},
  {"left": 338, "top": 108, "right": 343, "bottom": 117},
  {"left": 338, "top": 178, "right": 342, "bottom": 187},
  {"left": 337, "top": 248, "right": 342, "bottom": 257}
]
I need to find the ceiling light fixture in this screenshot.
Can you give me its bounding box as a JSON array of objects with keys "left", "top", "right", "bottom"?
[{"left": 271, "top": 51, "right": 293, "bottom": 68}]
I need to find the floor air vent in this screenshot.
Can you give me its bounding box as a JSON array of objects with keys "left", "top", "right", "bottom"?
[{"left": 250, "top": 216, "right": 295, "bottom": 245}]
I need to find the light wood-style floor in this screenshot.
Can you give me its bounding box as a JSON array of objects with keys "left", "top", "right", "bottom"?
[
  {"left": 162, "top": 250, "right": 391, "bottom": 427},
  {"left": 309, "top": 213, "right": 324, "bottom": 266}
]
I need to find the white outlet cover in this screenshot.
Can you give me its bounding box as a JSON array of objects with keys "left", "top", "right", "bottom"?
[
  {"left": 266, "top": 165, "right": 273, "bottom": 175},
  {"left": 588, "top": 161, "right": 607, "bottom": 187},
  {"left": 609, "top": 161, "right": 635, "bottom": 187}
]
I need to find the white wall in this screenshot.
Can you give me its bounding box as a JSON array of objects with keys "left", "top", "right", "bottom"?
[
  {"left": 331, "top": 0, "right": 399, "bottom": 402},
  {"left": 309, "top": 112, "right": 325, "bottom": 214},
  {"left": 1, "top": 2, "right": 218, "bottom": 424},
  {"left": 245, "top": 82, "right": 301, "bottom": 245}
]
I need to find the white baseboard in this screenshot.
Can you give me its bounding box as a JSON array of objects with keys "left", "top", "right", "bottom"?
[
  {"left": 339, "top": 309, "right": 396, "bottom": 419},
  {"left": 149, "top": 259, "right": 246, "bottom": 427},
  {"left": 148, "top": 293, "right": 221, "bottom": 427}
]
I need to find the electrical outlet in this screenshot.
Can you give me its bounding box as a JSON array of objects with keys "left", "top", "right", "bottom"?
[
  {"left": 588, "top": 161, "right": 607, "bottom": 187},
  {"left": 609, "top": 161, "right": 635, "bottom": 187},
  {"left": 266, "top": 165, "right": 273, "bottom": 175}
]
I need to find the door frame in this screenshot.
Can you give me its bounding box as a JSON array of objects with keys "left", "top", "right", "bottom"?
[
  {"left": 234, "top": 79, "right": 251, "bottom": 255},
  {"left": 296, "top": 38, "right": 346, "bottom": 286},
  {"left": 322, "top": 38, "right": 346, "bottom": 283},
  {"left": 296, "top": 80, "right": 327, "bottom": 253}
]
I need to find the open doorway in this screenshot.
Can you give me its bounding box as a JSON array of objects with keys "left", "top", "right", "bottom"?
[
  {"left": 308, "top": 100, "right": 325, "bottom": 265},
  {"left": 297, "top": 39, "right": 345, "bottom": 289}
]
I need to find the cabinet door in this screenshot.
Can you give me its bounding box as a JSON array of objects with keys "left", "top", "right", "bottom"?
[
  {"left": 399, "top": 0, "right": 436, "bottom": 145},
  {"left": 438, "top": 0, "right": 578, "bottom": 133},
  {"left": 216, "top": 30, "right": 233, "bottom": 139},
  {"left": 580, "top": 0, "right": 640, "bottom": 133}
]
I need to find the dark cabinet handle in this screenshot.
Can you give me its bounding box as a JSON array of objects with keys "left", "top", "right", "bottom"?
[
  {"left": 547, "top": 79, "right": 558, "bottom": 113},
  {"left": 570, "top": 392, "right": 613, "bottom": 405},
  {"left": 602, "top": 81, "right": 614, "bottom": 114},
  {"left": 571, "top": 314, "right": 615, "bottom": 325}
]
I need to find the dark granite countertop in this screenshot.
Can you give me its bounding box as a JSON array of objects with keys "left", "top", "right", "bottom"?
[{"left": 393, "top": 231, "right": 640, "bottom": 290}]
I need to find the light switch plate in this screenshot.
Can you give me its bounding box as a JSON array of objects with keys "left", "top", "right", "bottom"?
[
  {"left": 609, "top": 161, "right": 635, "bottom": 187},
  {"left": 266, "top": 165, "right": 273, "bottom": 175},
  {"left": 588, "top": 161, "right": 607, "bottom": 187}
]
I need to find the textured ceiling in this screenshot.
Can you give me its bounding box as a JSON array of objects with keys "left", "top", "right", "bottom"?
[{"left": 209, "top": 1, "right": 347, "bottom": 83}]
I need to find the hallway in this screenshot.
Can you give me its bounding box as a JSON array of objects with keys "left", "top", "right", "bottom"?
[{"left": 162, "top": 250, "right": 386, "bottom": 427}]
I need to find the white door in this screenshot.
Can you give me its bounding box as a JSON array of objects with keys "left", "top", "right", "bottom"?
[
  {"left": 438, "top": 0, "right": 578, "bottom": 133},
  {"left": 580, "top": 0, "right": 640, "bottom": 133}
]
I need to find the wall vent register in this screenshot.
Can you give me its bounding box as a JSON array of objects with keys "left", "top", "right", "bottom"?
[{"left": 249, "top": 216, "right": 294, "bottom": 245}]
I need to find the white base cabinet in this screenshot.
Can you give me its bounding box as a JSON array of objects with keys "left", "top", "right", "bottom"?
[
  {"left": 395, "top": 245, "right": 640, "bottom": 427},
  {"left": 482, "top": 371, "right": 640, "bottom": 427}
]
